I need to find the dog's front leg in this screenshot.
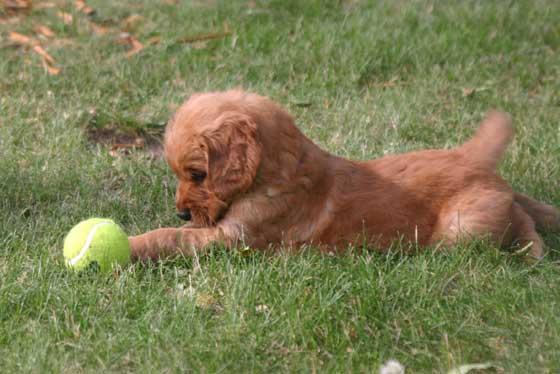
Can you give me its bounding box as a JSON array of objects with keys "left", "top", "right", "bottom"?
[{"left": 128, "top": 227, "right": 230, "bottom": 261}]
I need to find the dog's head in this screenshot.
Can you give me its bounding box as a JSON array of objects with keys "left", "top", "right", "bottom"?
[{"left": 164, "top": 91, "right": 262, "bottom": 227}]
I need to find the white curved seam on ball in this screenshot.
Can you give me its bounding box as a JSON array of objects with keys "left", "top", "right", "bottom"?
[{"left": 68, "top": 221, "right": 112, "bottom": 266}]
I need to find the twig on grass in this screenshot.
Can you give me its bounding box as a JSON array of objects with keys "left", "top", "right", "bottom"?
[{"left": 177, "top": 30, "right": 232, "bottom": 44}]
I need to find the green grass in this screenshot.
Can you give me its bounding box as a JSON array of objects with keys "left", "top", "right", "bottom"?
[{"left": 1, "top": 0, "right": 559, "bottom": 372}]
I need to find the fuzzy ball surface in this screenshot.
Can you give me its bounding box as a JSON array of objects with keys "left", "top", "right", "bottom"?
[{"left": 63, "top": 218, "right": 131, "bottom": 272}]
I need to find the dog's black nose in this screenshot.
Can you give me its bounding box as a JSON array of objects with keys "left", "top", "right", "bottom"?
[{"left": 177, "top": 210, "right": 192, "bottom": 221}]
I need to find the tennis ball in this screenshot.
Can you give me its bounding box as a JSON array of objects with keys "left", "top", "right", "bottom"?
[{"left": 63, "top": 218, "right": 131, "bottom": 272}]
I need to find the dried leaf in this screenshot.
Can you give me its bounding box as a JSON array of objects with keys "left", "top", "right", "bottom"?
[
  {"left": 178, "top": 31, "right": 232, "bottom": 44},
  {"left": 0, "top": 15, "right": 21, "bottom": 25},
  {"left": 117, "top": 33, "right": 143, "bottom": 57},
  {"left": 195, "top": 293, "right": 219, "bottom": 310},
  {"left": 462, "top": 87, "right": 476, "bottom": 97},
  {"left": 115, "top": 33, "right": 128, "bottom": 44},
  {"left": 372, "top": 77, "right": 399, "bottom": 89},
  {"left": 8, "top": 31, "right": 34, "bottom": 46},
  {"left": 3, "top": 0, "right": 32, "bottom": 13},
  {"left": 3, "top": 0, "right": 31, "bottom": 8},
  {"left": 46, "top": 64, "right": 60, "bottom": 75},
  {"left": 7, "top": 30, "right": 60, "bottom": 75},
  {"left": 74, "top": 0, "right": 95, "bottom": 15},
  {"left": 147, "top": 36, "right": 161, "bottom": 45},
  {"left": 34, "top": 25, "right": 55, "bottom": 38},
  {"left": 33, "top": 45, "right": 60, "bottom": 75},
  {"left": 32, "top": 45, "right": 55, "bottom": 64},
  {"left": 122, "top": 14, "right": 144, "bottom": 31},
  {"left": 127, "top": 38, "right": 143, "bottom": 56},
  {"left": 56, "top": 11, "right": 73, "bottom": 25},
  {"left": 111, "top": 138, "right": 145, "bottom": 150},
  {"left": 50, "top": 38, "right": 75, "bottom": 48},
  {"left": 41, "top": 58, "right": 60, "bottom": 75},
  {"left": 90, "top": 22, "right": 111, "bottom": 35}
]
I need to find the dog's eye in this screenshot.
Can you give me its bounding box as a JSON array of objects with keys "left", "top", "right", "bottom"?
[{"left": 190, "top": 170, "right": 207, "bottom": 183}]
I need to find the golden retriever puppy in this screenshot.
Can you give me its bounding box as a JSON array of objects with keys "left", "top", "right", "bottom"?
[{"left": 129, "top": 90, "right": 559, "bottom": 261}]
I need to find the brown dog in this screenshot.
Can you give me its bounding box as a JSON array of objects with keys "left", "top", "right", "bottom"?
[{"left": 129, "top": 90, "right": 559, "bottom": 262}]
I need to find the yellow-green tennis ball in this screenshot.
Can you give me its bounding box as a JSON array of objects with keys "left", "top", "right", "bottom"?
[{"left": 63, "top": 218, "right": 131, "bottom": 272}]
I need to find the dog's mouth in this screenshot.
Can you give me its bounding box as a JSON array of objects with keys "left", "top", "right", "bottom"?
[
  {"left": 177, "top": 190, "right": 230, "bottom": 227},
  {"left": 189, "top": 212, "right": 222, "bottom": 228},
  {"left": 186, "top": 203, "right": 228, "bottom": 227}
]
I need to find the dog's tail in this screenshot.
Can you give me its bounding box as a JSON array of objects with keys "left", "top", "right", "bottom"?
[
  {"left": 459, "top": 111, "right": 514, "bottom": 171},
  {"left": 515, "top": 193, "right": 560, "bottom": 232}
]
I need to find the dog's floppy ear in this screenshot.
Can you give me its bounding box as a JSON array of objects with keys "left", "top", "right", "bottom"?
[{"left": 201, "top": 111, "right": 261, "bottom": 201}]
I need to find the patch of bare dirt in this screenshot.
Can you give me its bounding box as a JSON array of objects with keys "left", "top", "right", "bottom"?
[{"left": 86, "top": 125, "right": 163, "bottom": 158}]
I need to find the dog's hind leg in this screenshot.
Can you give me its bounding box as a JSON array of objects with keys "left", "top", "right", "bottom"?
[
  {"left": 510, "top": 202, "right": 544, "bottom": 262},
  {"left": 514, "top": 193, "right": 560, "bottom": 232},
  {"left": 431, "top": 187, "right": 515, "bottom": 248},
  {"left": 432, "top": 189, "right": 545, "bottom": 262}
]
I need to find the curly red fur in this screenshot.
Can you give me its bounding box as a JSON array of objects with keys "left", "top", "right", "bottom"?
[{"left": 129, "top": 90, "right": 559, "bottom": 262}]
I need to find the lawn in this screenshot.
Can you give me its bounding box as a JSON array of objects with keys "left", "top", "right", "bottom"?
[{"left": 1, "top": 0, "right": 559, "bottom": 372}]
